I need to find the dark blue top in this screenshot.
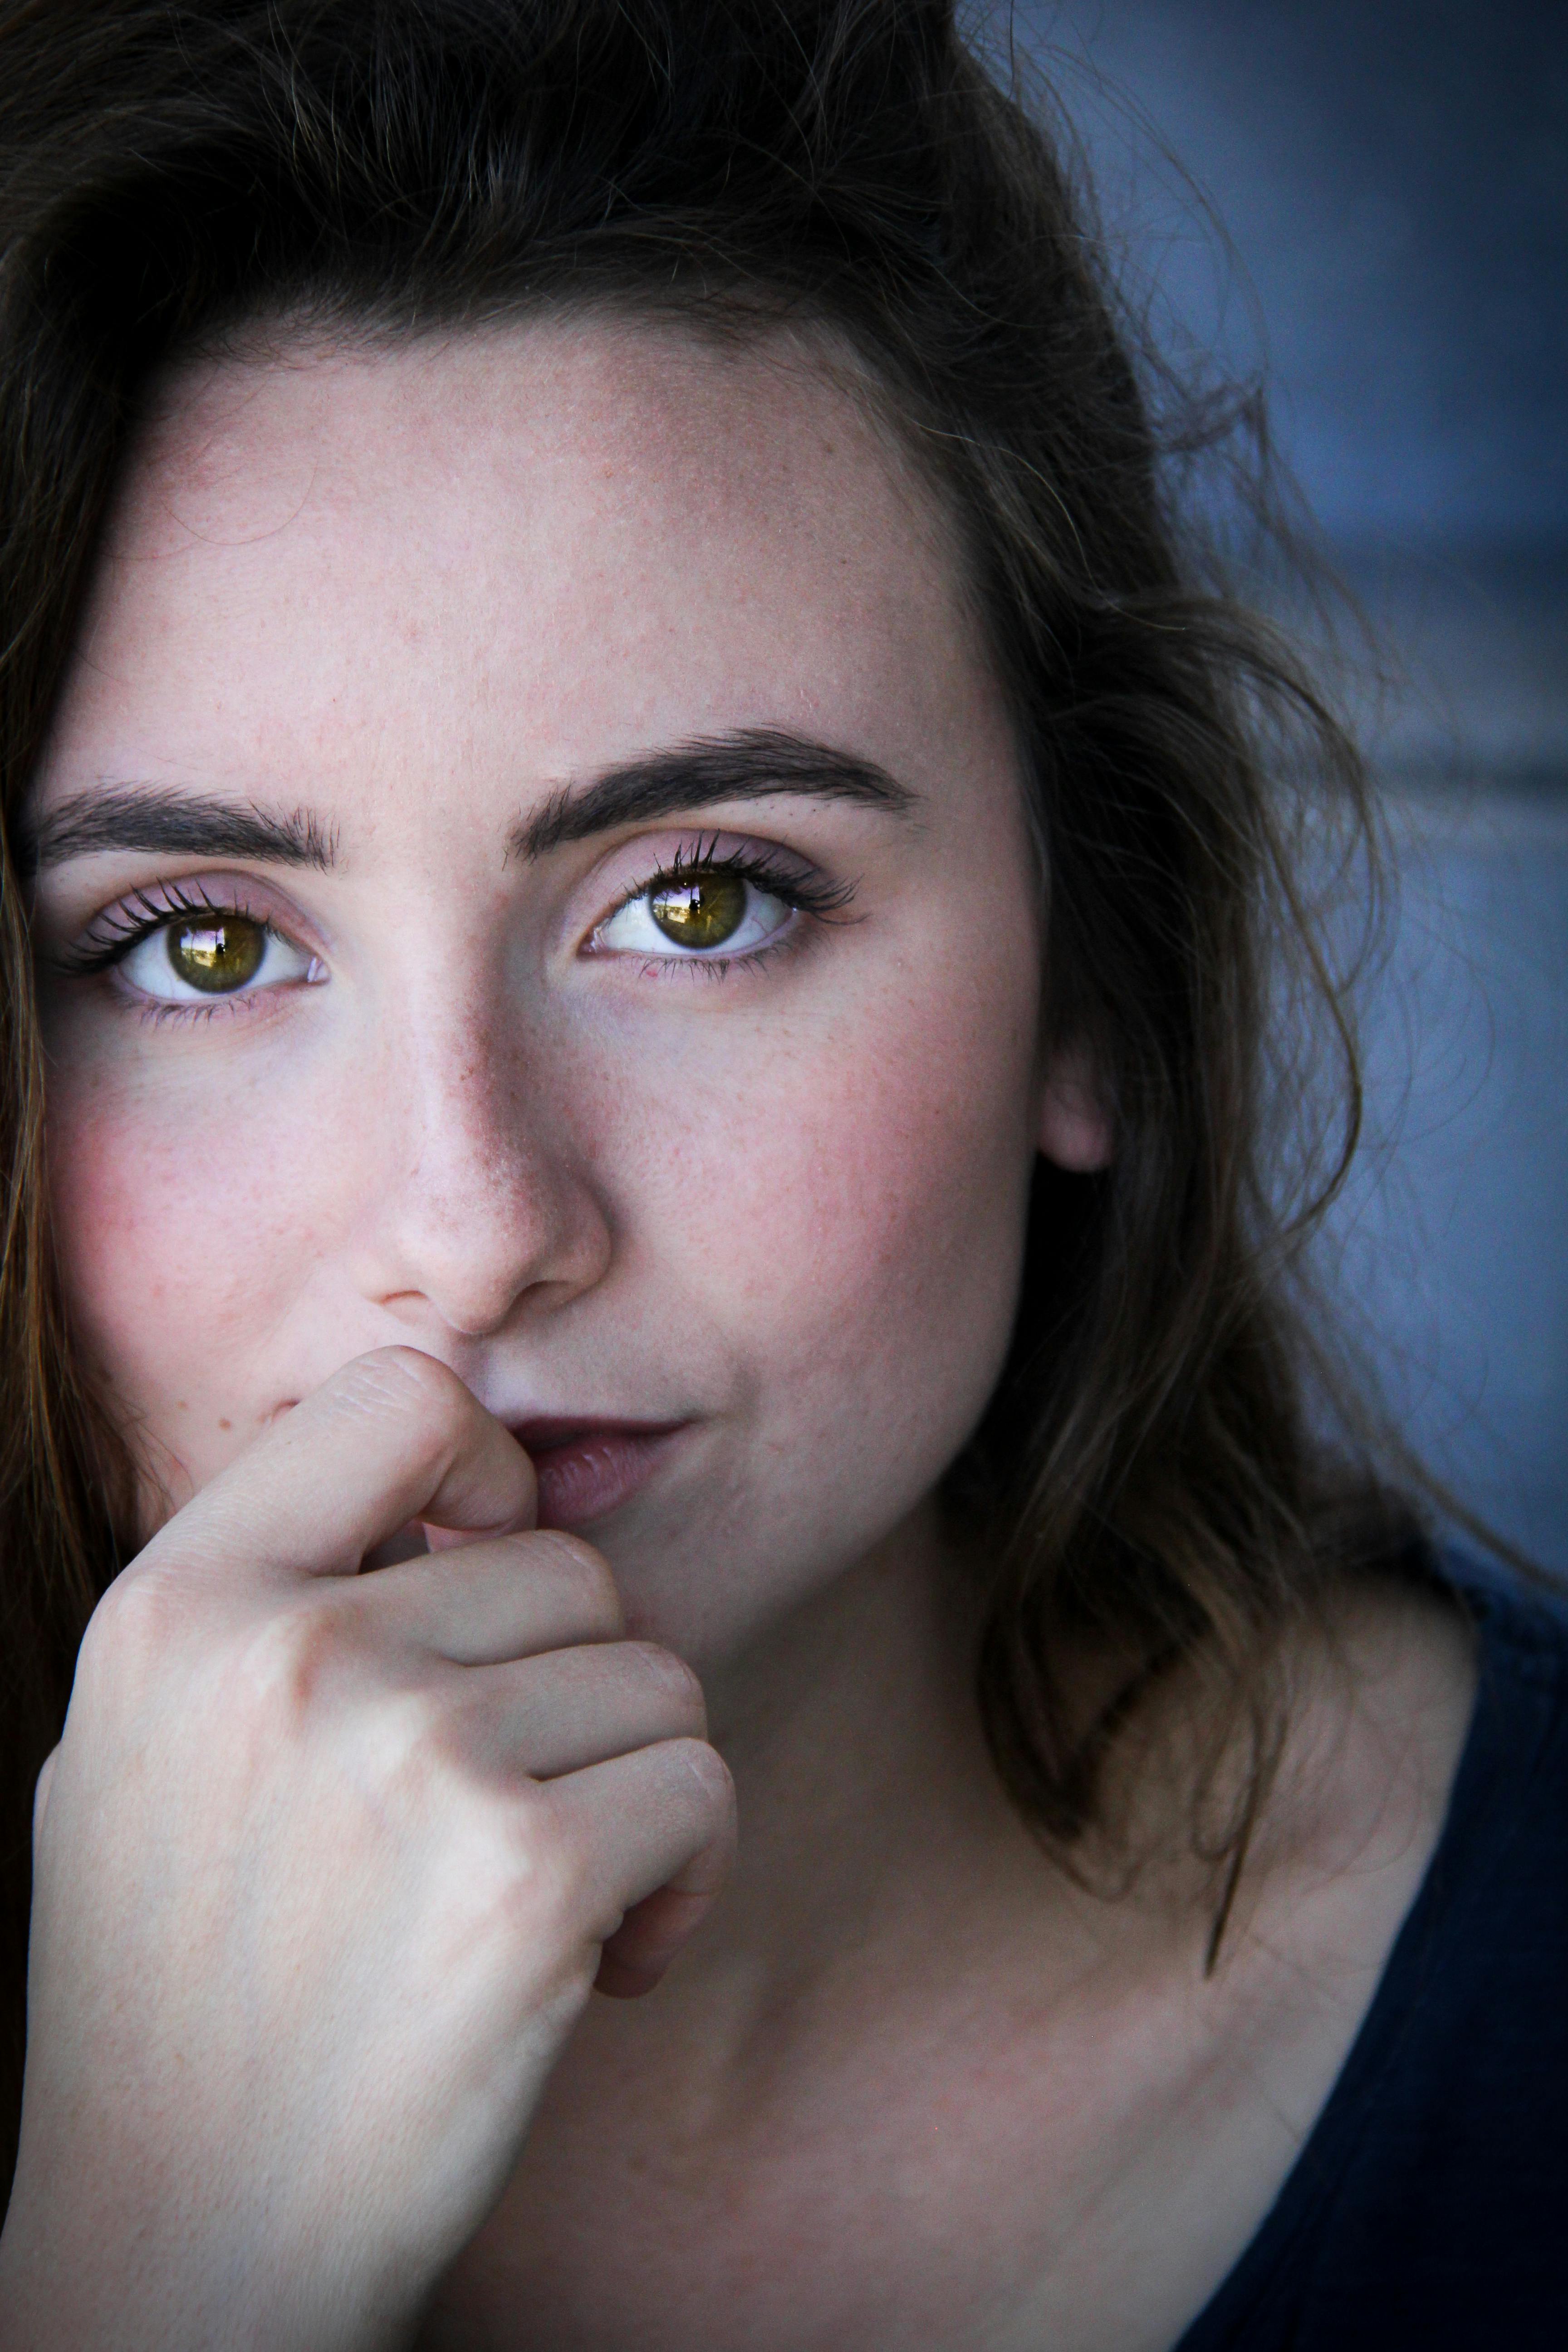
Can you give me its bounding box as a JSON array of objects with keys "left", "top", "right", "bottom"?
[{"left": 1174, "top": 1549, "right": 1568, "bottom": 2352}]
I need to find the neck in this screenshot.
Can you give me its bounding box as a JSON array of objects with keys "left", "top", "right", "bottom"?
[{"left": 646, "top": 1505, "right": 1056, "bottom": 2038}]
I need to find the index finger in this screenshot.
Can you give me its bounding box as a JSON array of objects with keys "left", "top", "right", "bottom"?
[{"left": 141, "top": 1348, "right": 537, "bottom": 1585}]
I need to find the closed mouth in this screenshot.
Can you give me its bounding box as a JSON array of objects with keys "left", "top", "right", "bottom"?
[
  {"left": 508, "top": 1416, "right": 686, "bottom": 1453},
  {"left": 507, "top": 1417, "right": 691, "bottom": 1529}
]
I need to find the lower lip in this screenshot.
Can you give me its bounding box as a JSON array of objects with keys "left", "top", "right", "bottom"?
[{"left": 528, "top": 1426, "right": 686, "bottom": 1529}]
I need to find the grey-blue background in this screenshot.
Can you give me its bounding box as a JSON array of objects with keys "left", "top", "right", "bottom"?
[{"left": 1009, "top": 1, "right": 1568, "bottom": 1568}]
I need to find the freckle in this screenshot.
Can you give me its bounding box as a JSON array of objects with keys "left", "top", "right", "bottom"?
[
  {"left": 218, "top": 1418, "right": 232, "bottom": 1431},
  {"left": 176, "top": 1399, "right": 189, "bottom": 1411}
]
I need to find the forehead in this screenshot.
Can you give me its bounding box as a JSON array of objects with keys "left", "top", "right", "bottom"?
[{"left": 39, "top": 316, "right": 1013, "bottom": 826}]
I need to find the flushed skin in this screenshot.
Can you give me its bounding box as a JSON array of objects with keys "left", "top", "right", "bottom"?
[
  {"left": 5, "top": 323, "right": 1097, "bottom": 2340},
  {"left": 1, "top": 327, "right": 1473, "bottom": 2352},
  {"left": 30, "top": 326, "right": 1093, "bottom": 1671}
]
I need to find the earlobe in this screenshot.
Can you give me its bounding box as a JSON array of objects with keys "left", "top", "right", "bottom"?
[{"left": 1037, "top": 1045, "right": 1114, "bottom": 1173}]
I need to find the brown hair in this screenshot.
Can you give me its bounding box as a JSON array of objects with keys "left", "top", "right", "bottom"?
[{"left": 0, "top": 0, "right": 1419, "bottom": 2180}]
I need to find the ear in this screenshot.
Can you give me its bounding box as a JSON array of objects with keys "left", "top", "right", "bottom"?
[{"left": 1037, "top": 1043, "right": 1114, "bottom": 1173}]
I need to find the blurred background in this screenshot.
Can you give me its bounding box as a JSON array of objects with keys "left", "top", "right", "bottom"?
[{"left": 1007, "top": 0, "right": 1568, "bottom": 1568}]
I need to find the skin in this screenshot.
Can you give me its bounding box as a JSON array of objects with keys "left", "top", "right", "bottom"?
[{"left": 2, "top": 323, "right": 1475, "bottom": 2350}]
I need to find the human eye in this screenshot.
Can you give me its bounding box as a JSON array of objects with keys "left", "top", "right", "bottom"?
[
  {"left": 57, "top": 880, "right": 323, "bottom": 1012},
  {"left": 587, "top": 841, "right": 854, "bottom": 970}
]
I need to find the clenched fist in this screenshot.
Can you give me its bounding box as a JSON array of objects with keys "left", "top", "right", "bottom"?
[{"left": 0, "top": 1349, "right": 735, "bottom": 2350}]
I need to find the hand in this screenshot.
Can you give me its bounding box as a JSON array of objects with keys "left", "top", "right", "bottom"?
[{"left": 0, "top": 1348, "right": 734, "bottom": 2350}]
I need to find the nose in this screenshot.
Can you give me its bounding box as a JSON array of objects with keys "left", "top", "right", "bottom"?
[{"left": 349, "top": 995, "right": 612, "bottom": 1342}]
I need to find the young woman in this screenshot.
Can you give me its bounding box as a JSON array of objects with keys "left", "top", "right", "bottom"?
[{"left": 0, "top": 4, "right": 1561, "bottom": 2345}]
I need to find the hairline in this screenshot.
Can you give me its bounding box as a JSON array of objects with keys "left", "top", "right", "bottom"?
[
  {"left": 163, "top": 283, "right": 1025, "bottom": 751},
  {"left": 131, "top": 281, "right": 1046, "bottom": 895}
]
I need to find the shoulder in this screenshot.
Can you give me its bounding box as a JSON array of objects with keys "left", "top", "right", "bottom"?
[
  {"left": 1402, "top": 1546, "right": 1568, "bottom": 2049},
  {"left": 1272, "top": 1544, "right": 1568, "bottom": 2097},
  {"left": 1313, "top": 1555, "right": 1568, "bottom": 2336},
  {"left": 1439, "top": 1539, "right": 1568, "bottom": 1697},
  {"left": 1405, "top": 1544, "right": 1568, "bottom": 1966},
  {"left": 1194, "top": 1550, "right": 1568, "bottom": 2351}
]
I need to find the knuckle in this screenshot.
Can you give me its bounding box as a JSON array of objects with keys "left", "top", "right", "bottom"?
[
  {"left": 229, "top": 1587, "right": 366, "bottom": 1722},
  {"left": 77, "top": 1571, "right": 386, "bottom": 1765},
  {"left": 499, "top": 1793, "right": 594, "bottom": 1936},
  {"left": 78, "top": 1569, "right": 136, "bottom": 1654},
  {"left": 78, "top": 1562, "right": 186, "bottom": 1681}
]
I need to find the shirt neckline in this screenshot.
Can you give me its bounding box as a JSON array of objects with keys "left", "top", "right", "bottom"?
[{"left": 1169, "top": 1548, "right": 1566, "bottom": 2350}]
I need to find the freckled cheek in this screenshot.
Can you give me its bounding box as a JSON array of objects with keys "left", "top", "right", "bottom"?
[
  {"left": 44, "top": 1070, "right": 354, "bottom": 1404},
  {"left": 633, "top": 978, "right": 1039, "bottom": 1459},
  {"left": 777, "top": 1070, "right": 1029, "bottom": 1399}
]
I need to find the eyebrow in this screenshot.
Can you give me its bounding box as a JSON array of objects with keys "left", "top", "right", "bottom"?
[
  {"left": 20, "top": 788, "right": 336, "bottom": 876},
  {"left": 510, "top": 728, "right": 917, "bottom": 861},
  {"left": 18, "top": 727, "right": 915, "bottom": 878}
]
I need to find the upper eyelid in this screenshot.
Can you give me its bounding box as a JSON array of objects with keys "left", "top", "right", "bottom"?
[
  {"left": 48, "top": 836, "right": 849, "bottom": 973},
  {"left": 98, "top": 877, "right": 262, "bottom": 927},
  {"left": 592, "top": 833, "right": 852, "bottom": 918},
  {"left": 71, "top": 873, "right": 315, "bottom": 949},
  {"left": 605, "top": 831, "right": 810, "bottom": 887},
  {"left": 96, "top": 902, "right": 318, "bottom": 1014}
]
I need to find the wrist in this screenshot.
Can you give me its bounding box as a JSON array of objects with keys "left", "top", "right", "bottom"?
[{"left": 0, "top": 2180, "right": 413, "bottom": 2352}]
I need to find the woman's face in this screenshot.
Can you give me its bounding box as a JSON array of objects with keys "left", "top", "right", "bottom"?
[{"left": 27, "top": 322, "right": 1104, "bottom": 1672}]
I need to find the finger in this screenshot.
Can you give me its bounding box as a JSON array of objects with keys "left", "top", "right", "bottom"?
[
  {"left": 368, "top": 1529, "right": 624, "bottom": 1664},
  {"left": 596, "top": 1882, "right": 723, "bottom": 1999},
  {"left": 143, "top": 1348, "right": 536, "bottom": 1586},
  {"left": 546, "top": 1737, "right": 735, "bottom": 1995},
  {"left": 463, "top": 1641, "right": 706, "bottom": 1778},
  {"left": 594, "top": 1801, "right": 737, "bottom": 1998}
]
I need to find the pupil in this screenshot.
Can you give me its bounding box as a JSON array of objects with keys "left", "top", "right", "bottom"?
[
  {"left": 649, "top": 869, "right": 747, "bottom": 950},
  {"left": 168, "top": 917, "right": 265, "bottom": 994}
]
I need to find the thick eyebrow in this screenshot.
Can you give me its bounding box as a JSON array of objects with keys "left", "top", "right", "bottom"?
[
  {"left": 20, "top": 787, "right": 336, "bottom": 877},
  {"left": 511, "top": 728, "right": 917, "bottom": 862}
]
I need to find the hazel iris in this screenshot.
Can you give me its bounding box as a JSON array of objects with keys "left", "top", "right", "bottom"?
[
  {"left": 649, "top": 869, "right": 747, "bottom": 951},
  {"left": 167, "top": 916, "right": 265, "bottom": 993}
]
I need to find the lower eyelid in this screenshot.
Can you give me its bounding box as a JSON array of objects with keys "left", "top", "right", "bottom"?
[{"left": 111, "top": 920, "right": 318, "bottom": 1004}]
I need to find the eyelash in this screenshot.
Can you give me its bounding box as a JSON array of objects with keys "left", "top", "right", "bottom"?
[
  {"left": 54, "top": 838, "right": 856, "bottom": 1014},
  {"left": 595, "top": 837, "right": 855, "bottom": 976},
  {"left": 58, "top": 878, "right": 268, "bottom": 978}
]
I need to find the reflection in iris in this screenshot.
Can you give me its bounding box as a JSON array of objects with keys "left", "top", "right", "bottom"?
[
  {"left": 168, "top": 916, "right": 267, "bottom": 993},
  {"left": 648, "top": 870, "right": 747, "bottom": 951}
]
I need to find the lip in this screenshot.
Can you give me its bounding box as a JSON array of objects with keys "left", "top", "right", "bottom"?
[{"left": 508, "top": 1417, "right": 691, "bottom": 1529}]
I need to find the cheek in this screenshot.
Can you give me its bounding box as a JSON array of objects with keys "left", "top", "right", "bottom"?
[
  {"left": 44, "top": 1056, "right": 349, "bottom": 1473},
  {"left": 765, "top": 1032, "right": 1032, "bottom": 1436},
  {"left": 627, "top": 940, "right": 1040, "bottom": 1520}
]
